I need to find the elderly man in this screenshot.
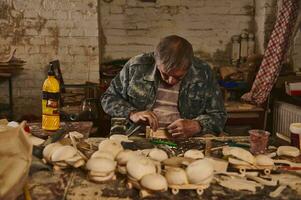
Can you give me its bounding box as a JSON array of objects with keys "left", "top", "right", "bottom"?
[{"left": 101, "top": 35, "right": 227, "bottom": 138}]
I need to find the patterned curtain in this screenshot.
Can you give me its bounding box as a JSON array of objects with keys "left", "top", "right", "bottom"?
[{"left": 241, "top": 0, "right": 299, "bottom": 105}]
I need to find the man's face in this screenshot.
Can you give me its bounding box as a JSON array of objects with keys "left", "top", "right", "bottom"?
[{"left": 157, "top": 63, "right": 189, "bottom": 86}]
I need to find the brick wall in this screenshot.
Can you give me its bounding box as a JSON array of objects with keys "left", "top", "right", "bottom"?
[
  {"left": 293, "top": 30, "right": 301, "bottom": 71},
  {"left": 292, "top": 5, "right": 301, "bottom": 72},
  {"left": 254, "top": 0, "right": 278, "bottom": 54},
  {"left": 0, "top": 0, "right": 99, "bottom": 117},
  {"left": 0, "top": 0, "right": 278, "bottom": 118},
  {"left": 99, "top": 0, "right": 255, "bottom": 64}
]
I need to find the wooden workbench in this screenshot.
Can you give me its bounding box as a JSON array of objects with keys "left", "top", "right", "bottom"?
[
  {"left": 19, "top": 168, "right": 301, "bottom": 200},
  {"left": 16, "top": 135, "right": 301, "bottom": 200},
  {"left": 225, "top": 101, "right": 267, "bottom": 133}
]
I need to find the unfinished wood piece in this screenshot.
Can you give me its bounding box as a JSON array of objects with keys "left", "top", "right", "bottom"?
[
  {"left": 269, "top": 174, "right": 301, "bottom": 195},
  {"left": 116, "top": 150, "right": 140, "bottom": 174},
  {"left": 277, "top": 146, "right": 300, "bottom": 157},
  {"left": 246, "top": 175, "right": 277, "bottom": 186},
  {"left": 28, "top": 134, "right": 45, "bottom": 146},
  {"left": 231, "top": 163, "right": 275, "bottom": 175},
  {"left": 109, "top": 134, "right": 133, "bottom": 142},
  {"left": 86, "top": 157, "right": 116, "bottom": 182},
  {"left": 0, "top": 119, "right": 8, "bottom": 125},
  {"left": 255, "top": 155, "right": 274, "bottom": 166},
  {"left": 116, "top": 150, "right": 139, "bottom": 164},
  {"left": 215, "top": 171, "right": 259, "bottom": 177},
  {"left": 184, "top": 149, "right": 204, "bottom": 160},
  {"left": 219, "top": 66, "right": 238, "bottom": 80},
  {"left": 148, "top": 148, "right": 168, "bottom": 162},
  {"left": 204, "top": 157, "right": 229, "bottom": 173},
  {"left": 194, "top": 136, "right": 250, "bottom": 142},
  {"left": 86, "top": 158, "right": 116, "bottom": 173},
  {"left": 146, "top": 126, "right": 170, "bottom": 139},
  {"left": 168, "top": 183, "right": 209, "bottom": 196},
  {"left": 273, "top": 159, "right": 301, "bottom": 168},
  {"left": 53, "top": 165, "right": 64, "bottom": 171},
  {"left": 91, "top": 150, "right": 115, "bottom": 160},
  {"left": 65, "top": 155, "right": 85, "bottom": 167},
  {"left": 165, "top": 167, "right": 189, "bottom": 185},
  {"left": 217, "top": 177, "right": 263, "bottom": 192},
  {"left": 163, "top": 157, "right": 194, "bottom": 168},
  {"left": 138, "top": 185, "right": 168, "bottom": 198},
  {"left": 126, "top": 157, "right": 158, "bottom": 181},
  {"left": 72, "top": 159, "right": 85, "bottom": 168},
  {"left": 228, "top": 157, "right": 252, "bottom": 166},
  {"left": 276, "top": 132, "right": 291, "bottom": 143},
  {"left": 186, "top": 159, "right": 214, "bottom": 184},
  {"left": 55, "top": 161, "right": 70, "bottom": 168},
  {"left": 223, "top": 146, "right": 255, "bottom": 164},
  {"left": 269, "top": 185, "right": 287, "bottom": 198},
  {"left": 42, "top": 142, "right": 63, "bottom": 162},
  {"left": 88, "top": 171, "right": 116, "bottom": 183},
  {"left": 140, "top": 173, "right": 168, "bottom": 192},
  {"left": 127, "top": 176, "right": 142, "bottom": 190},
  {"left": 139, "top": 189, "right": 153, "bottom": 198},
  {"left": 98, "top": 139, "right": 124, "bottom": 158}
]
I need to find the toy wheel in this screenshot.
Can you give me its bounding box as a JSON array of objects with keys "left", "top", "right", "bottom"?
[
  {"left": 196, "top": 189, "right": 204, "bottom": 195},
  {"left": 264, "top": 169, "right": 271, "bottom": 175},
  {"left": 171, "top": 188, "right": 179, "bottom": 195},
  {"left": 126, "top": 182, "right": 133, "bottom": 189},
  {"left": 239, "top": 168, "right": 246, "bottom": 174},
  {"left": 139, "top": 190, "right": 150, "bottom": 198},
  {"left": 53, "top": 165, "right": 61, "bottom": 171}
]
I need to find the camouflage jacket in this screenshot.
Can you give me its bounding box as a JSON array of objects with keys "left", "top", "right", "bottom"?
[{"left": 101, "top": 53, "right": 227, "bottom": 134}]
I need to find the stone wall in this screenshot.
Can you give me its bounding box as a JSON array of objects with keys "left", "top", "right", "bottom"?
[{"left": 0, "top": 0, "right": 99, "bottom": 117}]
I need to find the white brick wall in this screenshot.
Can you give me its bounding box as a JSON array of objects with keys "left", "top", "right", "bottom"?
[
  {"left": 0, "top": 0, "right": 99, "bottom": 117},
  {"left": 292, "top": 5, "right": 301, "bottom": 72},
  {"left": 99, "top": 0, "right": 255, "bottom": 61},
  {"left": 254, "top": 0, "right": 278, "bottom": 54},
  {"left": 0, "top": 0, "right": 279, "bottom": 118}
]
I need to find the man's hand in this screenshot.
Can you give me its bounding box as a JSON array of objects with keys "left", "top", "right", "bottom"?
[
  {"left": 129, "top": 111, "right": 159, "bottom": 131},
  {"left": 167, "top": 119, "right": 201, "bottom": 138}
]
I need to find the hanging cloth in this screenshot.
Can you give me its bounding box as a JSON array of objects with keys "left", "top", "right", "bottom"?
[{"left": 241, "top": 0, "right": 299, "bottom": 105}]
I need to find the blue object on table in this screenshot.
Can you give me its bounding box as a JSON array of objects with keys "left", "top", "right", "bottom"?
[{"left": 219, "top": 80, "right": 248, "bottom": 89}]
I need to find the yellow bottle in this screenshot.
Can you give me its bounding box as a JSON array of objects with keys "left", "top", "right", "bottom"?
[{"left": 42, "top": 64, "right": 60, "bottom": 131}]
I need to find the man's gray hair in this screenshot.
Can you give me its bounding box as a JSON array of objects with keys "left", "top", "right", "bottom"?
[{"left": 154, "top": 35, "right": 194, "bottom": 72}]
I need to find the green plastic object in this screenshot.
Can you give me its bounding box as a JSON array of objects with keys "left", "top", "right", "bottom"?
[{"left": 150, "top": 139, "right": 177, "bottom": 147}]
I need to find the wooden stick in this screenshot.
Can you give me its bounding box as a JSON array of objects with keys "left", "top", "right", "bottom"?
[
  {"left": 23, "top": 182, "right": 32, "bottom": 200},
  {"left": 193, "top": 136, "right": 249, "bottom": 142}
]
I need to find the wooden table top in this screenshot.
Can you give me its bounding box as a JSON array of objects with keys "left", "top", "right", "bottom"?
[
  {"left": 225, "top": 101, "right": 265, "bottom": 112},
  {"left": 18, "top": 136, "right": 301, "bottom": 200},
  {"left": 28, "top": 121, "right": 93, "bottom": 139}
]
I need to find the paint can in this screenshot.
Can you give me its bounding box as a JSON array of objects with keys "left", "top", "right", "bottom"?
[{"left": 290, "top": 123, "right": 301, "bottom": 150}]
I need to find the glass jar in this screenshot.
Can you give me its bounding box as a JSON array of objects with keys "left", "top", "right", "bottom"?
[
  {"left": 247, "top": 33, "right": 255, "bottom": 56},
  {"left": 240, "top": 32, "right": 249, "bottom": 63},
  {"left": 231, "top": 35, "right": 241, "bottom": 66}
]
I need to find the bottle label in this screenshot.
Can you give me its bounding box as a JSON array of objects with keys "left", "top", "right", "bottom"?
[{"left": 42, "top": 91, "right": 60, "bottom": 115}]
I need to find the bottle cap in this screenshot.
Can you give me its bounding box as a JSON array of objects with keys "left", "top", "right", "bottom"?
[
  {"left": 290, "top": 123, "right": 301, "bottom": 135},
  {"left": 231, "top": 35, "right": 240, "bottom": 41},
  {"left": 48, "top": 63, "right": 55, "bottom": 76}
]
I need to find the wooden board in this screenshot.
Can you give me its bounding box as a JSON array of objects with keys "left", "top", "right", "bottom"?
[{"left": 146, "top": 126, "right": 170, "bottom": 139}]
